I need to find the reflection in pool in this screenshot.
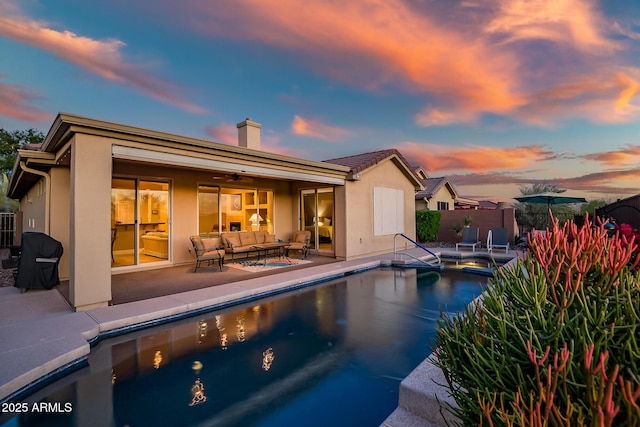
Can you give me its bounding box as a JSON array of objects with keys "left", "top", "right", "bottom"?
[{"left": 1, "top": 267, "right": 489, "bottom": 427}]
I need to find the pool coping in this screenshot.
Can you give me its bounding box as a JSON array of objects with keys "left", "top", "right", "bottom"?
[{"left": 0, "top": 248, "right": 519, "bottom": 425}]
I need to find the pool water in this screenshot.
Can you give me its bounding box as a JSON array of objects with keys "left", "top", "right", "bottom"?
[{"left": 1, "top": 267, "right": 489, "bottom": 427}]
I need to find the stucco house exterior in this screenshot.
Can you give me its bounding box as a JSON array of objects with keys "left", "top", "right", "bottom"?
[
  {"left": 414, "top": 168, "right": 458, "bottom": 211},
  {"left": 8, "top": 113, "right": 422, "bottom": 311}
]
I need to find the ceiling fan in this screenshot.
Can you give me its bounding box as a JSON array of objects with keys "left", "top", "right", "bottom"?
[{"left": 212, "top": 173, "right": 254, "bottom": 183}]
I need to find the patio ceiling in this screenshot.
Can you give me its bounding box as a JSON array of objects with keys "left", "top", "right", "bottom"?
[{"left": 112, "top": 145, "right": 346, "bottom": 185}]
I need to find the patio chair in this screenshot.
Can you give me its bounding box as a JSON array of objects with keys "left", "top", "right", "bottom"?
[
  {"left": 456, "top": 227, "right": 480, "bottom": 252},
  {"left": 287, "top": 230, "right": 310, "bottom": 259},
  {"left": 487, "top": 227, "right": 509, "bottom": 253},
  {"left": 190, "top": 236, "right": 225, "bottom": 272}
]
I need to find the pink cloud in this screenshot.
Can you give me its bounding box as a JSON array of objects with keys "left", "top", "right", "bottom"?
[
  {"left": 205, "top": 121, "right": 303, "bottom": 158},
  {"left": 169, "top": 0, "right": 638, "bottom": 127},
  {"left": 205, "top": 123, "right": 237, "bottom": 145},
  {"left": 580, "top": 144, "right": 640, "bottom": 166},
  {"left": 0, "top": 5, "right": 206, "bottom": 114},
  {"left": 517, "top": 72, "right": 640, "bottom": 125},
  {"left": 485, "top": 0, "right": 619, "bottom": 52},
  {"left": 179, "top": 0, "right": 523, "bottom": 115},
  {"left": 0, "top": 79, "right": 52, "bottom": 122},
  {"left": 290, "top": 115, "right": 351, "bottom": 141},
  {"left": 399, "top": 141, "right": 555, "bottom": 173}
]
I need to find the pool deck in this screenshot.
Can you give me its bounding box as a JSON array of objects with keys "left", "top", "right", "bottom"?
[{"left": 0, "top": 247, "right": 517, "bottom": 426}]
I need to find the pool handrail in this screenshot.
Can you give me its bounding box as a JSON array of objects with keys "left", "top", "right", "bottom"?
[{"left": 393, "top": 233, "right": 441, "bottom": 265}]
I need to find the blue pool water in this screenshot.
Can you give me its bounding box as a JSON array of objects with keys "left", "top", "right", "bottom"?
[{"left": 0, "top": 267, "right": 489, "bottom": 427}]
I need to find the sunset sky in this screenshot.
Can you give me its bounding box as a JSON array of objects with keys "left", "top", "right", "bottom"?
[{"left": 1, "top": 0, "right": 639, "bottom": 203}]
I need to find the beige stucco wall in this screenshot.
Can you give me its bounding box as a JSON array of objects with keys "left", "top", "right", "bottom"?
[
  {"left": 415, "top": 186, "right": 456, "bottom": 211},
  {"left": 433, "top": 186, "right": 456, "bottom": 210},
  {"left": 19, "top": 177, "right": 46, "bottom": 233},
  {"left": 50, "top": 168, "right": 70, "bottom": 280},
  {"left": 17, "top": 122, "right": 423, "bottom": 308},
  {"left": 344, "top": 159, "right": 416, "bottom": 259},
  {"left": 70, "top": 134, "right": 113, "bottom": 310}
]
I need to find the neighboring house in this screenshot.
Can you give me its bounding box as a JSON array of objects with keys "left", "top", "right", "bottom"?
[
  {"left": 454, "top": 197, "right": 480, "bottom": 210},
  {"left": 414, "top": 168, "right": 458, "bottom": 211},
  {"left": 8, "top": 113, "right": 422, "bottom": 311}
]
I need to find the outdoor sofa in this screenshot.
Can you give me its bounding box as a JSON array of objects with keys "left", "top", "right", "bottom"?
[{"left": 220, "top": 230, "right": 282, "bottom": 261}]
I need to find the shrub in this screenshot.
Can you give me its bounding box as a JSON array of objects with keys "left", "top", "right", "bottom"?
[
  {"left": 416, "top": 210, "right": 441, "bottom": 242},
  {"left": 435, "top": 215, "right": 640, "bottom": 426}
]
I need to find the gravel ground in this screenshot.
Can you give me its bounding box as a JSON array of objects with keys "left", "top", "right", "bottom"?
[{"left": 0, "top": 267, "right": 15, "bottom": 287}]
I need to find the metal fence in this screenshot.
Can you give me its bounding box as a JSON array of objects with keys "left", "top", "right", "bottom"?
[{"left": 0, "top": 213, "right": 15, "bottom": 247}]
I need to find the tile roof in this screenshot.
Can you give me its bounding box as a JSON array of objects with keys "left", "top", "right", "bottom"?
[
  {"left": 324, "top": 148, "right": 415, "bottom": 176},
  {"left": 415, "top": 176, "right": 456, "bottom": 199}
]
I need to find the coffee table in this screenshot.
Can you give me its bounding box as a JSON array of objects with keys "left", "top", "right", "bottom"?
[{"left": 252, "top": 243, "right": 291, "bottom": 266}]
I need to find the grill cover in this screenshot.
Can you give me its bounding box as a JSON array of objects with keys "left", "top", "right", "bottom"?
[{"left": 15, "top": 232, "right": 64, "bottom": 290}]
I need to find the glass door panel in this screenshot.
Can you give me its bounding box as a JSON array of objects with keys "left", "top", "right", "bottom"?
[
  {"left": 301, "top": 188, "right": 334, "bottom": 253},
  {"left": 317, "top": 188, "right": 334, "bottom": 251},
  {"left": 301, "top": 190, "right": 317, "bottom": 251},
  {"left": 112, "top": 178, "right": 136, "bottom": 267},
  {"left": 198, "top": 185, "right": 220, "bottom": 236},
  {"left": 139, "top": 181, "right": 169, "bottom": 264}
]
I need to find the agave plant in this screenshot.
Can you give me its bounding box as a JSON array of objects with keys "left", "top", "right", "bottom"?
[{"left": 435, "top": 214, "right": 640, "bottom": 426}]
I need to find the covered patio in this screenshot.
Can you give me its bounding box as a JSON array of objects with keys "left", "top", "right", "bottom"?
[{"left": 57, "top": 254, "right": 339, "bottom": 305}]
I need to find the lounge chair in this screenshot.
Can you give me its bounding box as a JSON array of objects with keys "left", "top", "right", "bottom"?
[
  {"left": 287, "top": 230, "right": 310, "bottom": 259},
  {"left": 456, "top": 227, "right": 480, "bottom": 252},
  {"left": 487, "top": 227, "right": 509, "bottom": 253},
  {"left": 190, "top": 236, "right": 225, "bottom": 272}
]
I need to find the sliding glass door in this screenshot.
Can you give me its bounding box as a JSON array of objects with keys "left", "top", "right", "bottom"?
[
  {"left": 112, "top": 178, "right": 170, "bottom": 267},
  {"left": 301, "top": 188, "right": 334, "bottom": 252}
]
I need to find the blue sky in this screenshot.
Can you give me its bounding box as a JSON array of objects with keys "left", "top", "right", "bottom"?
[{"left": 1, "top": 0, "right": 639, "bottom": 202}]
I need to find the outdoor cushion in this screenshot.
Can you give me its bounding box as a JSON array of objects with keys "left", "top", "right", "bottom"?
[
  {"left": 254, "top": 230, "right": 267, "bottom": 244},
  {"left": 224, "top": 233, "right": 241, "bottom": 248},
  {"left": 239, "top": 232, "right": 257, "bottom": 246},
  {"left": 202, "top": 238, "right": 222, "bottom": 251},
  {"left": 293, "top": 231, "right": 308, "bottom": 243},
  {"left": 191, "top": 236, "right": 206, "bottom": 252},
  {"left": 264, "top": 234, "right": 276, "bottom": 243}
]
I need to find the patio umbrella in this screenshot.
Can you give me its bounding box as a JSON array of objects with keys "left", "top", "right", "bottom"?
[{"left": 514, "top": 192, "right": 587, "bottom": 208}]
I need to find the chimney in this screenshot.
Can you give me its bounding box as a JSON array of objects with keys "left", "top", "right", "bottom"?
[{"left": 237, "top": 117, "right": 261, "bottom": 150}]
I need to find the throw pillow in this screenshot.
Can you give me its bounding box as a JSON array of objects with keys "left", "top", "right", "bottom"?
[{"left": 264, "top": 234, "right": 276, "bottom": 243}]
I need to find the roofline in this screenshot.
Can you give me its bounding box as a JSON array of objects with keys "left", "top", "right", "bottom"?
[
  {"left": 43, "top": 113, "right": 351, "bottom": 174},
  {"left": 8, "top": 113, "right": 353, "bottom": 199}
]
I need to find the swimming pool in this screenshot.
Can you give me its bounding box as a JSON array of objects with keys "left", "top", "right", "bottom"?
[{"left": 0, "top": 267, "right": 489, "bottom": 427}]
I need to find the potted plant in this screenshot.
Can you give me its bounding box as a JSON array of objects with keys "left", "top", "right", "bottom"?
[
  {"left": 451, "top": 223, "right": 463, "bottom": 240},
  {"left": 463, "top": 215, "right": 473, "bottom": 227}
]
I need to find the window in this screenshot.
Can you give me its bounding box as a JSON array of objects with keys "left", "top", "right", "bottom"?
[
  {"left": 437, "top": 201, "right": 449, "bottom": 210},
  {"left": 373, "top": 187, "right": 404, "bottom": 236},
  {"left": 200, "top": 186, "right": 274, "bottom": 235},
  {"left": 198, "top": 185, "right": 219, "bottom": 236}
]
